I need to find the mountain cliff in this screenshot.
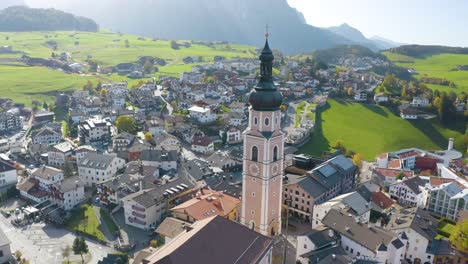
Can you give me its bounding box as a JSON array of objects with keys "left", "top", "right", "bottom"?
[{"left": 0, "top": 6, "right": 98, "bottom": 32}]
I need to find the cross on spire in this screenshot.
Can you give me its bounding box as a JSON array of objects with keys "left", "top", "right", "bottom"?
[{"left": 265, "top": 24, "right": 270, "bottom": 39}]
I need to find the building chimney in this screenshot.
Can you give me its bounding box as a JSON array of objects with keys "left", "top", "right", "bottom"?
[
  {"left": 332, "top": 254, "right": 336, "bottom": 260},
  {"left": 448, "top": 138, "right": 454, "bottom": 151}
]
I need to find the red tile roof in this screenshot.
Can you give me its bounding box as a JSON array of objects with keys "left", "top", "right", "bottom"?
[
  {"left": 192, "top": 136, "right": 213, "bottom": 147},
  {"left": 415, "top": 156, "right": 442, "bottom": 172},
  {"left": 388, "top": 160, "right": 401, "bottom": 169},
  {"left": 375, "top": 168, "right": 413, "bottom": 178},
  {"left": 371, "top": 191, "right": 394, "bottom": 210},
  {"left": 377, "top": 153, "right": 388, "bottom": 160},
  {"left": 397, "top": 151, "right": 419, "bottom": 159},
  {"left": 429, "top": 177, "right": 465, "bottom": 189}
]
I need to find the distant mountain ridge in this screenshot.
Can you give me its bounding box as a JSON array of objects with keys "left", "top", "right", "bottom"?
[
  {"left": 324, "top": 23, "right": 401, "bottom": 51},
  {"left": 23, "top": 0, "right": 396, "bottom": 54},
  {"left": 0, "top": 6, "right": 98, "bottom": 32}
]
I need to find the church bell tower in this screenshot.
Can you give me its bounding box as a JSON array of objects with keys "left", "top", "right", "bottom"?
[{"left": 241, "top": 31, "right": 284, "bottom": 236}]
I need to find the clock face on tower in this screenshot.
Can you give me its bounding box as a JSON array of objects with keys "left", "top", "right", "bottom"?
[
  {"left": 249, "top": 163, "right": 259, "bottom": 176},
  {"left": 272, "top": 163, "right": 279, "bottom": 175}
]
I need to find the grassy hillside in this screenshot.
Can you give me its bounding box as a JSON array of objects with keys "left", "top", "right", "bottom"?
[
  {"left": 0, "top": 31, "right": 255, "bottom": 104},
  {"left": 383, "top": 51, "right": 468, "bottom": 94},
  {"left": 299, "top": 100, "right": 465, "bottom": 160}
]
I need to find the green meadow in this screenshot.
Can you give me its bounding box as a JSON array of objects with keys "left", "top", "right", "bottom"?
[
  {"left": 383, "top": 51, "right": 468, "bottom": 94},
  {"left": 0, "top": 31, "right": 255, "bottom": 104},
  {"left": 299, "top": 100, "right": 464, "bottom": 160}
]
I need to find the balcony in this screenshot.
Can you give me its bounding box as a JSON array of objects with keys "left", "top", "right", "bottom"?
[
  {"left": 132, "top": 205, "right": 145, "bottom": 212},
  {"left": 128, "top": 216, "right": 145, "bottom": 225},
  {"left": 132, "top": 211, "right": 145, "bottom": 219}
]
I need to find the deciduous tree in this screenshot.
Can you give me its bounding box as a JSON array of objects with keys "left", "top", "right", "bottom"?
[
  {"left": 115, "top": 116, "right": 136, "bottom": 133},
  {"left": 72, "top": 237, "right": 89, "bottom": 264},
  {"left": 450, "top": 220, "right": 468, "bottom": 252}
]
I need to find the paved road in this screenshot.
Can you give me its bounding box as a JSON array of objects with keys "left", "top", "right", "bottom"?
[
  {"left": 0, "top": 214, "right": 114, "bottom": 264},
  {"left": 154, "top": 85, "right": 173, "bottom": 115}
]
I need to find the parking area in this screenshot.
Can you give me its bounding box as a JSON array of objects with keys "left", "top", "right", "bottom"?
[{"left": 0, "top": 208, "right": 114, "bottom": 263}]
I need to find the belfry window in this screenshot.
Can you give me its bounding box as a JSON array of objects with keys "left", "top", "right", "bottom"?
[
  {"left": 273, "top": 146, "right": 278, "bottom": 161},
  {"left": 252, "top": 146, "right": 258, "bottom": 162}
]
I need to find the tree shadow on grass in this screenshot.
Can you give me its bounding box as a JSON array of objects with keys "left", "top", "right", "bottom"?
[
  {"left": 298, "top": 103, "right": 330, "bottom": 156},
  {"left": 408, "top": 119, "right": 451, "bottom": 149},
  {"left": 362, "top": 103, "right": 388, "bottom": 117}
]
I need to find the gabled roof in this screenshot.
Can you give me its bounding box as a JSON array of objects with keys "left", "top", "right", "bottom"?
[
  {"left": 322, "top": 209, "right": 395, "bottom": 253},
  {"left": 31, "top": 166, "right": 62, "bottom": 180},
  {"left": 139, "top": 149, "right": 178, "bottom": 162},
  {"left": 52, "top": 176, "right": 84, "bottom": 193},
  {"left": 143, "top": 216, "right": 273, "bottom": 264},
  {"left": 171, "top": 191, "right": 241, "bottom": 221},
  {"left": 397, "top": 176, "right": 425, "bottom": 194},
  {"left": 123, "top": 177, "right": 194, "bottom": 209},
  {"left": 386, "top": 207, "right": 438, "bottom": 241},
  {"left": 78, "top": 153, "right": 119, "bottom": 170},
  {"left": 155, "top": 217, "right": 189, "bottom": 239},
  {"left": 371, "top": 191, "right": 394, "bottom": 210}
]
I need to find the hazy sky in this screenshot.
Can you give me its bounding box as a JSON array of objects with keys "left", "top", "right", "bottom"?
[{"left": 287, "top": 0, "right": 468, "bottom": 47}]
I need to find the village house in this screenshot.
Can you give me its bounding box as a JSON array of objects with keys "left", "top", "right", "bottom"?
[
  {"left": 191, "top": 135, "right": 214, "bottom": 155},
  {"left": 0, "top": 159, "right": 17, "bottom": 188},
  {"left": 295, "top": 226, "right": 340, "bottom": 264},
  {"left": 171, "top": 190, "right": 241, "bottom": 223},
  {"left": 411, "top": 96, "right": 430, "bottom": 108},
  {"left": 78, "top": 116, "right": 112, "bottom": 147},
  {"left": 145, "top": 118, "right": 164, "bottom": 136},
  {"left": 17, "top": 177, "right": 48, "bottom": 203},
  {"left": 139, "top": 149, "right": 178, "bottom": 171},
  {"left": 48, "top": 176, "right": 85, "bottom": 210},
  {"left": 112, "top": 132, "right": 136, "bottom": 152},
  {"left": 322, "top": 208, "right": 406, "bottom": 264},
  {"left": 374, "top": 92, "right": 389, "bottom": 103},
  {"left": 370, "top": 191, "right": 395, "bottom": 213},
  {"left": 33, "top": 109, "right": 55, "bottom": 124},
  {"left": 311, "top": 191, "right": 370, "bottom": 228},
  {"left": 77, "top": 153, "right": 125, "bottom": 186},
  {"left": 0, "top": 112, "right": 21, "bottom": 133},
  {"left": 96, "top": 162, "right": 160, "bottom": 206},
  {"left": 400, "top": 107, "right": 419, "bottom": 119},
  {"left": 75, "top": 145, "right": 97, "bottom": 164},
  {"left": 229, "top": 101, "right": 247, "bottom": 113},
  {"left": 372, "top": 168, "right": 414, "bottom": 187},
  {"left": 283, "top": 155, "right": 357, "bottom": 222},
  {"left": 188, "top": 105, "right": 217, "bottom": 124},
  {"left": 154, "top": 217, "right": 190, "bottom": 244},
  {"left": 31, "top": 166, "right": 64, "bottom": 191},
  {"left": 31, "top": 126, "right": 62, "bottom": 145},
  {"left": 122, "top": 177, "right": 193, "bottom": 230},
  {"left": 389, "top": 176, "right": 425, "bottom": 207},
  {"left": 354, "top": 91, "right": 368, "bottom": 102},
  {"left": 386, "top": 207, "right": 438, "bottom": 263},
  {"left": 219, "top": 126, "right": 242, "bottom": 144},
  {"left": 47, "top": 141, "right": 74, "bottom": 168}
]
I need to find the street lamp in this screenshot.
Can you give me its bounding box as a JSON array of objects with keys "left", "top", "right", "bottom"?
[{"left": 283, "top": 198, "right": 292, "bottom": 264}]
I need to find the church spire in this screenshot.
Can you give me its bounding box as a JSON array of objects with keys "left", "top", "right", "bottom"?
[{"left": 248, "top": 29, "right": 282, "bottom": 111}]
